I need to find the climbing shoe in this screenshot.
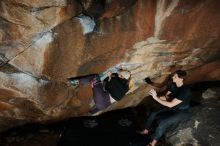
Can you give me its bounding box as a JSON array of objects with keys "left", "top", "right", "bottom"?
[{"left": 67, "top": 78, "right": 79, "bottom": 87}]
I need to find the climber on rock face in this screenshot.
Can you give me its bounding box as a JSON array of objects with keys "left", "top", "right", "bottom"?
[
  {"left": 139, "top": 70, "right": 191, "bottom": 146},
  {"left": 67, "top": 69, "right": 134, "bottom": 115}
]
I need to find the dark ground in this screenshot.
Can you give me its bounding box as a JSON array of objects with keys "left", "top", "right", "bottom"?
[{"left": 0, "top": 106, "right": 170, "bottom": 146}]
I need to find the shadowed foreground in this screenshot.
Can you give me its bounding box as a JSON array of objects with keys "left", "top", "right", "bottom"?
[{"left": 0, "top": 107, "right": 170, "bottom": 146}]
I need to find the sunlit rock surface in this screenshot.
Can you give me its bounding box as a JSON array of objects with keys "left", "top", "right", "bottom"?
[{"left": 0, "top": 0, "right": 220, "bottom": 132}]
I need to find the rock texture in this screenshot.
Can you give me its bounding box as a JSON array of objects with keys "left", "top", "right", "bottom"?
[
  {"left": 166, "top": 87, "right": 220, "bottom": 146},
  {"left": 0, "top": 0, "right": 220, "bottom": 132}
]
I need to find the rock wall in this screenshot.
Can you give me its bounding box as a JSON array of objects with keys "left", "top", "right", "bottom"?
[{"left": 0, "top": 0, "right": 220, "bottom": 131}]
